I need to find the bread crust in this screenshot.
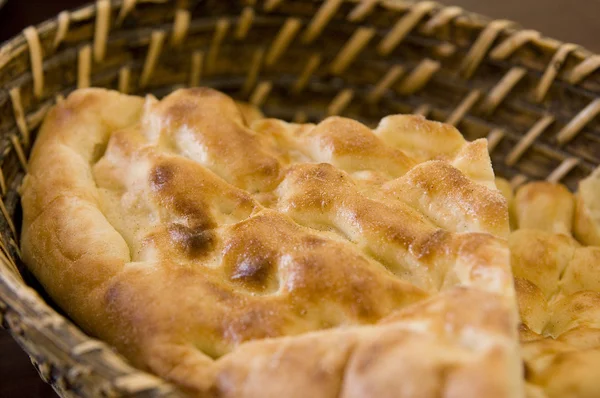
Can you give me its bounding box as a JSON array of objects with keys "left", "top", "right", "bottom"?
[{"left": 21, "top": 88, "right": 522, "bottom": 397}]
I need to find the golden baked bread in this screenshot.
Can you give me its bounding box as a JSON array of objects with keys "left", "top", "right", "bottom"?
[
  {"left": 574, "top": 168, "right": 600, "bottom": 246},
  {"left": 21, "top": 87, "right": 523, "bottom": 397},
  {"left": 498, "top": 178, "right": 600, "bottom": 398}
]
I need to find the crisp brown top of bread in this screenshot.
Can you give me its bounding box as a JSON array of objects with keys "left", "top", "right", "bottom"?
[{"left": 21, "top": 88, "right": 522, "bottom": 397}]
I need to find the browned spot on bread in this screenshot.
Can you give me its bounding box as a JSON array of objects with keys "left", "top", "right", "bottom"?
[
  {"left": 230, "top": 257, "right": 275, "bottom": 286},
  {"left": 149, "top": 160, "right": 217, "bottom": 230},
  {"left": 150, "top": 162, "right": 175, "bottom": 190},
  {"left": 173, "top": 198, "right": 216, "bottom": 230},
  {"left": 222, "top": 234, "right": 279, "bottom": 293},
  {"left": 168, "top": 223, "right": 215, "bottom": 258}
]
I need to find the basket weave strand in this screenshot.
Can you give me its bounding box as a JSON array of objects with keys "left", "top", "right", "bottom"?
[{"left": 0, "top": 0, "right": 598, "bottom": 396}]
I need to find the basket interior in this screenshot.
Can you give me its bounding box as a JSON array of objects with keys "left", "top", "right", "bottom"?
[{"left": 0, "top": 0, "right": 598, "bottom": 396}]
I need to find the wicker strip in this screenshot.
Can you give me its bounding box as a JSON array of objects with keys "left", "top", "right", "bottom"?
[
  {"left": 420, "top": 6, "right": 463, "bottom": 35},
  {"left": 116, "top": 0, "right": 137, "bottom": 26},
  {"left": 140, "top": 30, "right": 166, "bottom": 88},
  {"left": 397, "top": 58, "right": 440, "bottom": 95},
  {"left": 264, "top": 0, "right": 283, "bottom": 12},
  {"left": 266, "top": 18, "right": 302, "bottom": 66},
  {"left": 505, "top": 115, "right": 555, "bottom": 166},
  {"left": 535, "top": 43, "right": 579, "bottom": 102},
  {"left": 243, "top": 48, "right": 264, "bottom": 96},
  {"left": 302, "top": 0, "right": 344, "bottom": 44},
  {"left": 71, "top": 340, "right": 106, "bottom": 356},
  {"left": 293, "top": 110, "right": 308, "bottom": 124},
  {"left": 330, "top": 27, "right": 375, "bottom": 75},
  {"left": 367, "top": 65, "right": 405, "bottom": 104},
  {"left": 567, "top": 55, "right": 600, "bottom": 84},
  {"left": 377, "top": 1, "right": 436, "bottom": 56},
  {"left": 0, "top": 197, "right": 17, "bottom": 242},
  {"left": 189, "top": 51, "right": 204, "bottom": 88},
  {"left": 413, "top": 103, "right": 431, "bottom": 117},
  {"left": 556, "top": 98, "right": 600, "bottom": 145},
  {"left": 0, "top": 237, "right": 16, "bottom": 264},
  {"left": 37, "top": 313, "right": 67, "bottom": 329},
  {"left": 546, "top": 157, "right": 581, "bottom": 183},
  {"left": 480, "top": 67, "right": 527, "bottom": 115},
  {"left": 292, "top": 53, "right": 321, "bottom": 94},
  {"left": 347, "top": 0, "right": 378, "bottom": 22},
  {"left": 93, "top": 0, "right": 110, "bottom": 62},
  {"left": 236, "top": 7, "right": 255, "bottom": 40},
  {"left": 114, "top": 374, "right": 175, "bottom": 394},
  {"left": 94, "top": 349, "right": 136, "bottom": 374},
  {"left": 53, "top": 11, "right": 71, "bottom": 50},
  {"left": 10, "top": 134, "right": 28, "bottom": 173},
  {"left": 206, "top": 18, "right": 230, "bottom": 75},
  {"left": 460, "top": 19, "right": 514, "bottom": 79},
  {"left": 510, "top": 174, "right": 529, "bottom": 189},
  {"left": 23, "top": 26, "right": 44, "bottom": 98},
  {"left": 9, "top": 87, "right": 30, "bottom": 147},
  {"left": 446, "top": 90, "right": 481, "bottom": 126},
  {"left": 328, "top": 88, "right": 354, "bottom": 116},
  {"left": 26, "top": 99, "right": 52, "bottom": 130},
  {"left": 0, "top": 237, "right": 13, "bottom": 262},
  {"left": 118, "top": 66, "right": 131, "bottom": 94},
  {"left": 0, "top": 169, "right": 6, "bottom": 197},
  {"left": 71, "top": 5, "right": 95, "bottom": 24},
  {"left": 0, "top": 248, "right": 21, "bottom": 283},
  {"left": 170, "top": 9, "right": 190, "bottom": 48},
  {"left": 487, "top": 128, "right": 505, "bottom": 153},
  {"left": 489, "top": 30, "right": 541, "bottom": 60},
  {"left": 63, "top": 367, "right": 93, "bottom": 393},
  {"left": 432, "top": 42, "right": 456, "bottom": 59},
  {"left": 249, "top": 81, "right": 272, "bottom": 107},
  {"left": 78, "top": 45, "right": 92, "bottom": 89},
  {"left": 8, "top": 240, "right": 21, "bottom": 263}
]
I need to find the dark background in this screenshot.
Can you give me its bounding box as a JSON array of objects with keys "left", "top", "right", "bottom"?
[{"left": 0, "top": 0, "right": 598, "bottom": 397}]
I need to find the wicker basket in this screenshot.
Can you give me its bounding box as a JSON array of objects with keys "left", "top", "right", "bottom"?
[{"left": 0, "top": 0, "right": 598, "bottom": 396}]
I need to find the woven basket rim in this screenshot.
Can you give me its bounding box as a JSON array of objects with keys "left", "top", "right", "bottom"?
[{"left": 0, "top": 0, "right": 598, "bottom": 396}]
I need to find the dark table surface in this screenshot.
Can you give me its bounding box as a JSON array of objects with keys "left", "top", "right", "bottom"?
[{"left": 0, "top": 0, "right": 598, "bottom": 397}]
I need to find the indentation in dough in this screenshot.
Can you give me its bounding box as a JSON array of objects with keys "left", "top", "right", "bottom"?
[
  {"left": 222, "top": 236, "right": 279, "bottom": 293},
  {"left": 231, "top": 257, "right": 273, "bottom": 283},
  {"left": 149, "top": 161, "right": 217, "bottom": 230},
  {"left": 143, "top": 87, "right": 282, "bottom": 192},
  {"left": 149, "top": 162, "right": 174, "bottom": 190},
  {"left": 91, "top": 141, "right": 109, "bottom": 164},
  {"left": 168, "top": 223, "right": 216, "bottom": 258}
]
